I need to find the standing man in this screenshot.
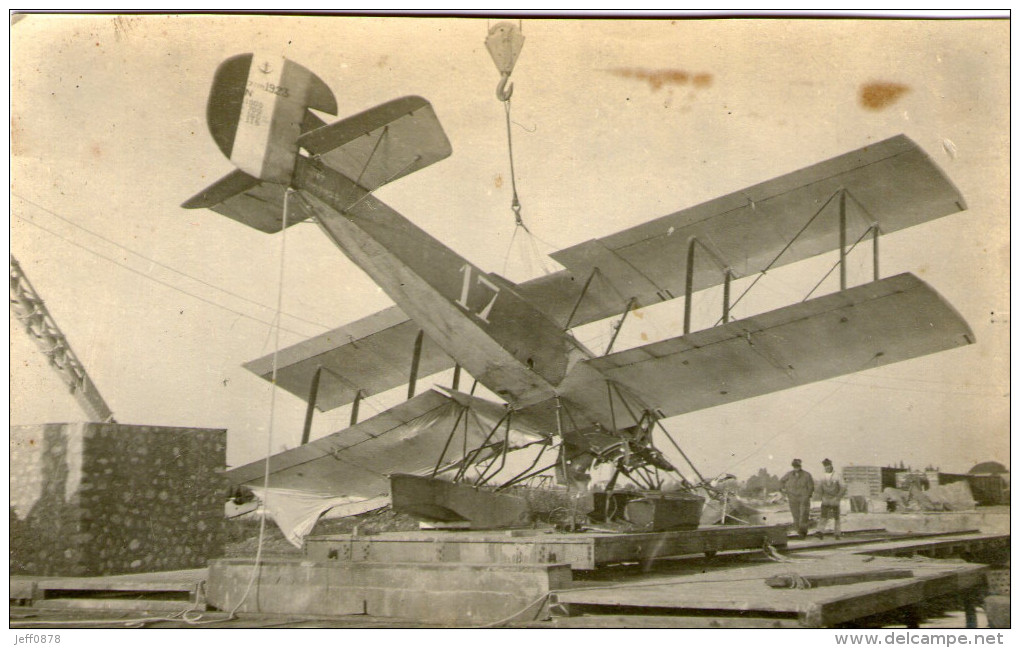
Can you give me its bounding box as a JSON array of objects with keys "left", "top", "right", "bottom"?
[
  {"left": 817, "top": 458, "right": 846, "bottom": 539},
  {"left": 780, "top": 458, "right": 814, "bottom": 539}
]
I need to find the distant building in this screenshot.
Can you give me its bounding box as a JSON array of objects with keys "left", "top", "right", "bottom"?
[{"left": 966, "top": 461, "right": 1009, "bottom": 505}]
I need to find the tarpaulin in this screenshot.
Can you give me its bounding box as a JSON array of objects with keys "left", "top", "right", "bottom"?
[
  {"left": 228, "top": 389, "right": 544, "bottom": 545},
  {"left": 246, "top": 486, "right": 365, "bottom": 547}
]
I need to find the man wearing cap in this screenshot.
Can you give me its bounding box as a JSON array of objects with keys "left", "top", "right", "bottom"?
[
  {"left": 816, "top": 458, "right": 846, "bottom": 539},
  {"left": 780, "top": 459, "right": 814, "bottom": 539}
]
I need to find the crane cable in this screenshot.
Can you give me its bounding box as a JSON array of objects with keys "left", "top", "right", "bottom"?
[
  {"left": 487, "top": 21, "right": 555, "bottom": 278},
  {"left": 502, "top": 98, "right": 527, "bottom": 233}
]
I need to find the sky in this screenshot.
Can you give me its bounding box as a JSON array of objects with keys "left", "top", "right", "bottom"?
[{"left": 9, "top": 15, "right": 1010, "bottom": 480}]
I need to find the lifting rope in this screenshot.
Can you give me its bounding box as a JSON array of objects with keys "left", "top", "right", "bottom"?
[
  {"left": 486, "top": 21, "right": 558, "bottom": 278},
  {"left": 230, "top": 188, "right": 294, "bottom": 617},
  {"left": 486, "top": 21, "right": 527, "bottom": 226}
]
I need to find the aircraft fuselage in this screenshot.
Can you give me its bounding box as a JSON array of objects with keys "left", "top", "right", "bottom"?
[{"left": 295, "top": 157, "right": 598, "bottom": 414}]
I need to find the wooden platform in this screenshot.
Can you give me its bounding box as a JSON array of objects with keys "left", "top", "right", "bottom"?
[
  {"left": 8, "top": 530, "right": 1007, "bottom": 627},
  {"left": 547, "top": 532, "right": 1002, "bottom": 627},
  {"left": 305, "top": 524, "right": 789, "bottom": 570}
]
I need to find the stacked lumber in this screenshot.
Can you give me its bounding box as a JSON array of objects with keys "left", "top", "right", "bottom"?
[{"left": 10, "top": 422, "right": 226, "bottom": 576}]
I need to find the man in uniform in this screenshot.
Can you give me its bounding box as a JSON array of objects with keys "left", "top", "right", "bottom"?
[
  {"left": 780, "top": 458, "right": 814, "bottom": 539},
  {"left": 816, "top": 458, "right": 846, "bottom": 539}
]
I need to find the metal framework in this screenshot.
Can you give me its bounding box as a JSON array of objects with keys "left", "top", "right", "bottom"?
[{"left": 10, "top": 255, "right": 114, "bottom": 422}]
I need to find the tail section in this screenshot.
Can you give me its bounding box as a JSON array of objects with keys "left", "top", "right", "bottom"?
[{"left": 184, "top": 54, "right": 451, "bottom": 232}]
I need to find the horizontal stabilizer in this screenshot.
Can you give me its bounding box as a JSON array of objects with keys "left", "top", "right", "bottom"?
[
  {"left": 181, "top": 169, "right": 316, "bottom": 233},
  {"left": 297, "top": 95, "right": 452, "bottom": 192},
  {"left": 582, "top": 273, "right": 974, "bottom": 418}
]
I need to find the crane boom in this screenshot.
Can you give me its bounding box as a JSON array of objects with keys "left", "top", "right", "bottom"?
[{"left": 10, "top": 255, "right": 114, "bottom": 422}]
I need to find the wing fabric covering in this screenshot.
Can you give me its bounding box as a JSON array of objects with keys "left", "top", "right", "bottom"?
[
  {"left": 548, "top": 135, "right": 966, "bottom": 313},
  {"left": 296, "top": 95, "right": 452, "bottom": 192},
  {"left": 243, "top": 306, "right": 454, "bottom": 412},
  {"left": 242, "top": 135, "right": 967, "bottom": 408},
  {"left": 226, "top": 389, "right": 543, "bottom": 545},
  {"left": 581, "top": 274, "right": 974, "bottom": 418}
]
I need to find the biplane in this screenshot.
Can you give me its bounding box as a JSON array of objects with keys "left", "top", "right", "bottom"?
[{"left": 184, "top": 53, "right": 973, "bottom": 543}]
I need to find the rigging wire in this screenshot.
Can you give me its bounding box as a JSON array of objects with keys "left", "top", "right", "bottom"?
[
  {"left": 712, "top": 189, "right": 841, "bottom": 326},
  {"left": 13, "top": 212, "right": 315, "bottom": 339},
  {"left": 12, "top": 193, "right": 333, "bottom": 331},
  {"left": 800, "top": 227, "right": 874, "bottom": 302},
  {"left": 832, "top": 378, "right": 1005, "bottom": 398}
]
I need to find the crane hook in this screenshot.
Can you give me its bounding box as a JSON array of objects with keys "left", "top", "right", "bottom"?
[{"left": 496, "top": 72, "right": 514, "bottom": 102}]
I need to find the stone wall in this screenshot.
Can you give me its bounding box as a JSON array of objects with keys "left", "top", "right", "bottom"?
[{"left": 10, "top": 422, "right": 226, "bottom": 576}]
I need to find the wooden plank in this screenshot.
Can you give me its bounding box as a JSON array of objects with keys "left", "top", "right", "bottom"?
[
  {"left": 804, "top": 565, "right": 987, "bottom": 627},
  {"left": 594, "top": 524, "right": 788, "bottom": 566},
  {"left": 853, "top": 533, "right": 1009, "bottom": 557},
  {"left": 553, "top": 554, "right": 989, "bottom": 628},
  {"left": 33, "top": 599, "right": 195, "bottom": 613},
  {"left": 37, "top": 577, "right": 202, "bottom": 593},
  {"left": 306, "top": 524, "right": 787, "bottom": 570},
  {"left": 532, "top": 614, "right": 803, "bottom": 629}
]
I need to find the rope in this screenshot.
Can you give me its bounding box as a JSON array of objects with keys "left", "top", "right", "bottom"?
[
  {"left": 12, "top": 193, "right": 332, "bottom": 331},
  {"left": 501, "top": 221, "right": 521, "bottom": 275},
  {"left": 476, "top": 592, "right": 550, "bottom": 628},
  {"left": 14, "top": 212, "right": 314, "bottom": 338},
  {"left": 773, "top": 572, "right": 814, "bottom": 589},
  {"left": 229, "top": 187, "right": 294, "bottom": 618},
  {"left": 503, "top": 100, "right": 526, "bottom": 231},
  {"left": 497, "top": 79, "right": 561, "bottom": 277}
]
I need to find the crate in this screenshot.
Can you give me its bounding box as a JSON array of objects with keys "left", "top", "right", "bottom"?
[{"left": 843, "top": 466, "right": 906, "bottom": 498}]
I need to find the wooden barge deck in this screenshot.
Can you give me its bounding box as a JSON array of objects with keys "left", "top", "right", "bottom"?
[{"left": 9, "top": 529, "right": 1009, "bottom": 628}]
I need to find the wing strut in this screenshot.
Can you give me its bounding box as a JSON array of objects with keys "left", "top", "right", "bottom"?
[
  {"left": 684, "top": 237, "right": 734, "bottom": 334},
  {"left": 802, "top": 220, "right": 882, "bottom": 303},
  {"left": 300, "top": 365, "right": 323, "bottom": 445}
]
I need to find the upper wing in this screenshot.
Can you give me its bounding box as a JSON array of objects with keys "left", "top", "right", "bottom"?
[
  {"left": 579, "top": 273, "right": 974, "bottom": 419},
  {"left": 548, "top": 135, "right": 966, "bottom": 309},
  {"left": 243, "top": 135, "right": 966, "bottom": 410},
  {"left": 241, "top": 270, "right": 615, "bottom": 412}
]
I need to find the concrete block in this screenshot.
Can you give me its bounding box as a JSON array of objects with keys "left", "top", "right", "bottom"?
[
  {"left": 9, "top": 578, "right": 37, "bottom": 603},
  {"left": 205, "top": 557, "right": 570, "bottom": 624}
]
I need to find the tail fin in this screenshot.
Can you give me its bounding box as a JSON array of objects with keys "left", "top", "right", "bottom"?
[{"left": 206, "top": 52, "right": 337, "bottom": 184}]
